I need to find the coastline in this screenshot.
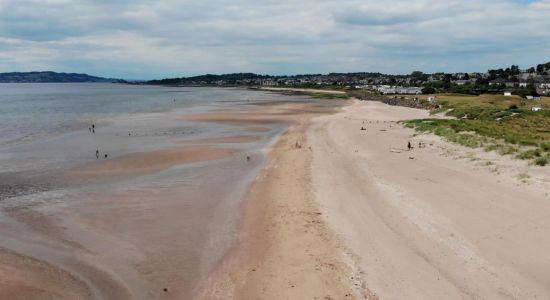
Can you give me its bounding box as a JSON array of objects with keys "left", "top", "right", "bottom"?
[
  {"left": 0, "top": 90, "right": 349, "bottom": 300},
  {"left": 309, "top": 100, "right": 549, "bottom": 299},
  {"left": 198, "top": 97, "right": 549, "bottom": 299},
  {"left": 2, "top": 89, "right": 548, "bottom": 299},
  {"left": 194, "top": 98, "right": 365, "bottom": 299}
]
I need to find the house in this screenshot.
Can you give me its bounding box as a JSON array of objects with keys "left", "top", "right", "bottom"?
[
  {"left": 490, "top": 78, "right": 515, "bottom": 87},
  {"left": 427, "top": 96, "right": 437, "bottom": 103},
  {"left": 452, "top": 80, "right": 471, "bottom": 86},
  {"left": 519, "top": 81, "right": 529, "bottom": 88},
  {"left": 532, "top": 107, "right": 542, "bottom": 112},
  {"left": 504, "top": 91, "right": 512, "bottom": 97},
  {"left": 526, "top": 96, "right": 534, "bottom": 100}
]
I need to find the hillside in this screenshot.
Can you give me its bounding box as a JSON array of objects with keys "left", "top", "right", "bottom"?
[{"left": 0, "top": 71, "right": 121, "bottom": 83}]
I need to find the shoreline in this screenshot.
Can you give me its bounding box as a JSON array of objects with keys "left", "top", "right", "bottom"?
[
  {"left": 2, "top": 88, "right": 548, "bottom": 299},
  {"left": 309, "top": 99, "right": 549, "bottom": 299},
  {"left": 0, "top": 92, "right": 348, "bottom": 299},
  {"left": 194, "top": 98, "right": 363, "bottom": 299},
  {"left": 197, "top": 97, "right": 549, "bottom": 299}
]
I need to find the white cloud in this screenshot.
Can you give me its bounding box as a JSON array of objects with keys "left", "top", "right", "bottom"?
[{"left": 0, "top": 0, "right": 549, "bottom": 78}]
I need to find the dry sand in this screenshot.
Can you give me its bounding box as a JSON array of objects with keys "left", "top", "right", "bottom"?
[
  {"left": 309, "top": 100, "right": 550, "bottom": 299},
  {"left": 4, "top": 96, "right": 549, "bottom": 299},
  {"left": 195, "top": 99, "right": 370, "bottom": 300},
  {"left": 256, "top": 87, "right": 346, "bottom": 95},
  {"left": 199, "top": 98, "right": 549, "bottom": 300}
]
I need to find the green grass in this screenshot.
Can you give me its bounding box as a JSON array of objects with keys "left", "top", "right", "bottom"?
[
  {"left": 535, "top": 156, "right": 549, "bottom": 166},
  {"left": 403, "top": 94, "right": 550, "bottom": 166},
  {"left": 516, "top": 149, "right": 541, "bottom": 160},
  {"left": 280, "top": 90, "right": 349, "bottom": 100},
  {"left": 310, "top": 92, "right": 349, "bottom": 99}
]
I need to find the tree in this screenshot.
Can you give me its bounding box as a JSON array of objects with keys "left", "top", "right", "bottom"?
[{"left": 422, "top": 87, "right": 436, "bottom": 94}]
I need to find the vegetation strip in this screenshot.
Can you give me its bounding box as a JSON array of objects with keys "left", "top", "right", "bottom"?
[{"left": 402, "top": 94, "right": 550, "bottom": 166}]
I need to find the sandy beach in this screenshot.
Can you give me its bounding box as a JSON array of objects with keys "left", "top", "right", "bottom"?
[
  {"left": 308, "top": 100, "right": 550, "bottom": 299},
  {"left": 0, "top": 93, "right": 347, "bottom": 300},
  {"left": 194, "top": 99, "right": 367, "bottom": 300},
  {"left": 198, "top": 98, "right": 550, "bottom": 299},
  {"left": 2, "top": 93, "right": 549, "bottom": 299}
]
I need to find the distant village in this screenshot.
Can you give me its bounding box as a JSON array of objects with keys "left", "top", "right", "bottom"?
[{"left": 149, "top": 62, "right": 550, "bottom": 98}]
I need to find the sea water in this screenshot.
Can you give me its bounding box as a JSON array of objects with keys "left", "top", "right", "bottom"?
[
  {"left": 0, "top": 83, "right": 318, "bottom": 298},
  {"left": 0, "top": 83, "right": 306, "bottom": 201}
]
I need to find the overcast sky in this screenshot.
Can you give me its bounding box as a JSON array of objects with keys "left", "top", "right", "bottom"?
[{"left": 0, "top": 0, "right": 548, "bottom": 79}]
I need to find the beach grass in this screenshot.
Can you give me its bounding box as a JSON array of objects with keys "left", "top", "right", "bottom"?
[
  {"left": 310, "top": 92, "right": 349, "bottom": 99},
  {"left": 403, "top": 94, "right": 550, "bottom": 165}
]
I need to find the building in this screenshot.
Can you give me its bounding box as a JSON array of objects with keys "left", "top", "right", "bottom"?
[
  {"left": 378, "top": 86, "right": 422, "bottom": 95},
  {"left": 504, "top": 92, "right": 512, "bottom": 96}
]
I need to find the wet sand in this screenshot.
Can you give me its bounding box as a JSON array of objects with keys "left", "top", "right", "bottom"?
[
  {"left": 72, "top": 146, "right": 236, "bottom": 177},
  {"left": 9, "top": 94, "right": 547, "bottom": 299},
  {"left": 197, "top": 98, "right": 549, "bottom": 300},
  {"left": 193, "top": 100, "right": 367, "bottom": 299},
  {"left": 0, "top": 249, "right": 91, "bottom": 300},
  {"left": 0, "top": 140, "right": 249, "bottom": 299},
  {"left": 0, "top": 96, "right": 347, "bottom": 299},
  {"left": 178, "top": 135, "right": 260, "bottom": 144}
]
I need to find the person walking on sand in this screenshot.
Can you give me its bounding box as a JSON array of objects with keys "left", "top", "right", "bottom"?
[
  {"left": 408, "top": 141, "right": 412, "bottom": 151},
  {"left": 96, "top": 147, "right": 99, "bottom": 159}
]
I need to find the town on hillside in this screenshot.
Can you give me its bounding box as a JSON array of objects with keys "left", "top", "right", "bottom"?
[{"left": 149, "top": 62, "right": 550, "bottom": 98}]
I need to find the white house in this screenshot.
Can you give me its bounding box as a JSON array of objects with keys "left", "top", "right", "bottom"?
[
  {"left": 532, "top": 107, "right": 542, "bottom": 112},
  {"left": 504, "top": 92, "right": 512, "bottom": 96}
]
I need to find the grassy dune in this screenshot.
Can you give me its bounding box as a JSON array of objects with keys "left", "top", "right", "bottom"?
[{"left": 403, "top": 94, "right": 550, "bottom": 166}]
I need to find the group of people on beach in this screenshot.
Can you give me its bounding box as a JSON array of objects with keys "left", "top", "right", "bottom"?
[
  {"left": 360, "top": 120, "right": 423, "bottom": 152},
  {"left": 90, "top": 124, "right": 108, "bottom": 159},
  {"left": 407, "top": 141, "right": 427, "bottom": 151},
  {"left": 95, "top": 146, "right": 108, "bottom": 159}
]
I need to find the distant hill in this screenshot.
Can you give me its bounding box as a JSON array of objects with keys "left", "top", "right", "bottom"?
[{"left": 0, "top": 71, "right": 124, "bottom": 83}]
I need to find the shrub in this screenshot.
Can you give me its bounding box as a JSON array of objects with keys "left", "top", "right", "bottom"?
[
  {"left": 516, "top": 149, "right": 541, "bottom": 160},
  {"left": 540, "top": 142, "right": 550, "bottom": 152},
  {"left": 534, "top": 157, "right": 548, "bottom": 166}
]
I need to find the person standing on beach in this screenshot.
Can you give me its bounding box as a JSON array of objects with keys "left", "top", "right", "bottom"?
[
  {"left": 408, "top": 141, "right": 412, "bottom": 151},
  {"left": 92, "top": 124, "right": 95, "bottom": 134},
  {"left": 96, "top": 147, "right": 99, "bottom": 159}
]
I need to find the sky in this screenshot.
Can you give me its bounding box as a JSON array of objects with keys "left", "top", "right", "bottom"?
[{"left": 0, "top": 0, "right": 549, "bottom": 79}]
